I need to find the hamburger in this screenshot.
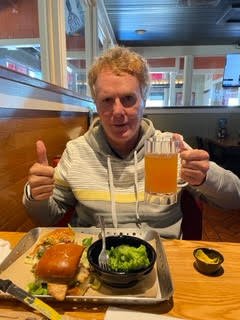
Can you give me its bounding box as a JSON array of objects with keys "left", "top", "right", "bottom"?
[
  {"left": 28, "top": 228, "right": 76, "bottom": 261},
  {"left": 35, "top": 242, "right": 85, "bottom": 301}
]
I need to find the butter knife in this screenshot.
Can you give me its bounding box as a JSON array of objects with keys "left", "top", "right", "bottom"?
[{"left": 0, "top": 279, "right": 63, "bottom": 320}]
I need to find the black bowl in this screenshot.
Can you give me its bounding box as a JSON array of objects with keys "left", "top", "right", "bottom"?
[
  {"left": 87, "top": 235, "right": 156, "bottom": 288},
  {"left": 193, "top": 247, "right": 224, "bottom": 275}
]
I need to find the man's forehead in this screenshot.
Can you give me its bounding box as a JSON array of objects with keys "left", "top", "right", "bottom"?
[{"left": 96, "top": 71, "right": 139, "bottom": 89}]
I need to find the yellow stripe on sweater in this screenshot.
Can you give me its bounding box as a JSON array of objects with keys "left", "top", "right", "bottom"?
[
  {"left": 54, "top": 176, "right": 70, "bottom": 187},
  {"left": 73, "top": 189, "right": 145, "bottom": 203}
]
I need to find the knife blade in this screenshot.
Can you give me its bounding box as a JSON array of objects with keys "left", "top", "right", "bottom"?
[
  {"left": 0, "top": 279, "right": 63, "bottom": 320},
  {"left": 0, "top": 227, "right": 40, "bottom": 272}
]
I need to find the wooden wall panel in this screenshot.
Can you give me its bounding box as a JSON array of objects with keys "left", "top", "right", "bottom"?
[{"left": 0, "top": 108, "right": 89, "bottom": 231}]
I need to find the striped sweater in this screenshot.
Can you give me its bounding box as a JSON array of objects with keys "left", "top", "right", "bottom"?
[{"left": 23, "top": 118, "right": 240, "bottom": 238}]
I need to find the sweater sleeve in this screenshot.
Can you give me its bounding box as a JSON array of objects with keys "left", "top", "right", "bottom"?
[{"left": 190, "top": 161, "right": 240, "bottom": 209}]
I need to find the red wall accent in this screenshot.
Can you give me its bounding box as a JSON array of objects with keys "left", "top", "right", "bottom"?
[
  {"left": 194, "top": 56, "right": 225, "bottom": 69},
  {"left": 147, "top": 56, "right": 225, "bottom": 70},
  {"left": 66, "top": 35, "right": 85, "bottom": 50},
  {"left": 0, "top": 0, "right": 39, "bottom": 39},
  {"left": 147, "top": 58, "right": 175, "bottom": 68}
]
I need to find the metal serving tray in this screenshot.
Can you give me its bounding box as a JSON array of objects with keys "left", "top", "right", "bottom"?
[{"left": 0, "top": 227, "right": 174, "bottom": 305}]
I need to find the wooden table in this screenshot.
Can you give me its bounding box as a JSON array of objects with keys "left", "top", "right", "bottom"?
[{"left": 1, "top": 232, "right": 240, "bottom": 320}]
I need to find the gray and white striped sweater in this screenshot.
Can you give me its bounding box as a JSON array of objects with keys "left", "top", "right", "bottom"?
[{"left": 23, "top": 118, "right": 240, "bottom": 238}]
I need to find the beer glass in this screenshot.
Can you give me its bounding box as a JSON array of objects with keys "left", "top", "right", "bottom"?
[{"left": 144, "top": 136, "right": 186, "bottom": 205}]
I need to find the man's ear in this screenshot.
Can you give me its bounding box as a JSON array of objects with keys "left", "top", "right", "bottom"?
[{"left": 139, "top": 100, "right": 146, "bottom": 118}]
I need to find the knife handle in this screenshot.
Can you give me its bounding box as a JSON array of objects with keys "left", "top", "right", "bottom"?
[{"left": 0, "top": 279, "right": 12, "bottom": 292}]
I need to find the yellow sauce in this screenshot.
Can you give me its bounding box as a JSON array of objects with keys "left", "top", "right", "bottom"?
[{"left": 195, "top": 249, "right": 220, "bottom": 264}]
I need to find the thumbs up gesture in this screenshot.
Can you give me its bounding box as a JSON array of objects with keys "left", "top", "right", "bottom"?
[{"left": 28, "top": 140, "right": 55, "bottom": 200}]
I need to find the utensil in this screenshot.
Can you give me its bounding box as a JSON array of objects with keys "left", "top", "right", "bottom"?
[
  {"left": 0, "top": 279, "right": 62, "bottom": 320},
  {"left": 0, "top": 228, "right": 39, "bottom": 272},
  {"left": 98, "top": 216, "right": 109, "bottom": 270}
]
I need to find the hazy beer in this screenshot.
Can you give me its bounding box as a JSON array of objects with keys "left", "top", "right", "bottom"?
[
  {"left": 145, "top": 153, "right": 178, "bottom": 194},
  {"left": 144, "top": 137, "right": 179, "bottom": 205}
]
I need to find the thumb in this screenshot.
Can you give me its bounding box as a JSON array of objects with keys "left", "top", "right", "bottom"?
[
  {"left": 172, "top": 133, "right": 192, "bottom": 151},
  {"left": 172, "top": 133, "right": 186, "bottom": 151},
  {"left": 36, "top": 140, "right": 49, "bottom": 166}
]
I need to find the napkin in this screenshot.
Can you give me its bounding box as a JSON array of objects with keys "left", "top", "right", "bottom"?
[
  {"left": 105, "top": 307, "right": 185, "bottom": 320},
  {"left": 0, "top": 239, "right": 11, "bottom": 264}
]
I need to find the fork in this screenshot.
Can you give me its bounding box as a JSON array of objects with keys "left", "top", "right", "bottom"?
[{"left": 98, "top": 216, "right": 109, "bottom": 270}]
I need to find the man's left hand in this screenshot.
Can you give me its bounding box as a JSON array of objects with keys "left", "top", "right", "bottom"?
[{"left": 180, "top": 149, "right": 210, "bottom": 186}]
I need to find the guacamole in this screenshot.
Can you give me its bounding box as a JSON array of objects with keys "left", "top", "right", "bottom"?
[{"left": 107, "top": 244, "right": 150, "bottom": 272}]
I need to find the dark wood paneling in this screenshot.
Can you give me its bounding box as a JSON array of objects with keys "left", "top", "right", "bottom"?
[{"left": 0, "top": 108, "right": 89, "bottom": 231}]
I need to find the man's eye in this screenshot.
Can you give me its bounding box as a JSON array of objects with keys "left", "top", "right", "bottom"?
[
  {"left": 120, "top": 95, "right": 136, "bottom": 107},
  {"left": 102, "top": 97, "right": 113, "bottom": 106}
]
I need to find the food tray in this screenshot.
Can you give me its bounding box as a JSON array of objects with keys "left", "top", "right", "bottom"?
[{"left": 0, "top": 227, "right": 174, "bottom": 305}]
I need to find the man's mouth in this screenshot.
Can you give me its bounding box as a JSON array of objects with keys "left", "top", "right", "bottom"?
[{"left": 113, "top": 123, "right": 127, "bottom": 127}]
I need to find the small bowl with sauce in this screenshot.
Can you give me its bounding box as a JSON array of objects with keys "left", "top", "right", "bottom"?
[{"left": 193, "top": 247, "right": 224, "bottom": 275}]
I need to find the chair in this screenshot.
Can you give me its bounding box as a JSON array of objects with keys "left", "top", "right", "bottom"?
[
  {"left": 196, "top": 136, "right": 209, "bottom": 152},
  {"left": 196, "top": 136, "right": 204, "bottom": 149},
  {"left": 207, "top": 140, "right": 226, "bottom": 167},
  {"left": 224, "top": 146, "right": 240, "bottom": 177},
  {"left": 181, "top": 189, "right": 203, "bottom": 240}
]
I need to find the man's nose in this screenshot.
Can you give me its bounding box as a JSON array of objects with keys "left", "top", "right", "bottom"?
[{"left": 112, "top": 98, "right": 125, "bottom": 115}]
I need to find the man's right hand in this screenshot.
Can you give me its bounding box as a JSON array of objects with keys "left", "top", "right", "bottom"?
[{"left": 28, "top": 140, "right": 55, "bottom": 200}]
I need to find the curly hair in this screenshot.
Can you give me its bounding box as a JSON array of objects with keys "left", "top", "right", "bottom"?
[{"left": 88, "top": 46, "right": 151, "bottom": 103}]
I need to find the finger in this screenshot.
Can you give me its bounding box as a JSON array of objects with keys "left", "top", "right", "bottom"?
[
  {"left": 31, "top": 185, "right": 54, "bottom": 195},
  {"left": 172, "top": 133, "right": 186, "bottom": 151},
  {"left": 181, "top": 159, "right": 209, "bottom": 173},
  {"left": 172, "top": 133, "right": 192, "bottom": 151},
  {"left": 29, "top": 163, "right": 54, "bottom": 178},
  {"left": 31, "top": 185, "right": 54, "bottom": 200},
  {"left": 33, "top": 192, "right": 54, "bottom": 201},
  {"left": 36, "top": 140, "right": 49, "bottom": 166},
  {"left": 181, "top": 168, "right": 206, "bottom": 185},
  {"left": 181, "top": 149, "right": 209, "bottom": 161},
  {"left": 172, "top": 133, "right": 183, "bottom": 141},
  {"left": 29, "top": 175, "right": 55, "bottom": 188}
]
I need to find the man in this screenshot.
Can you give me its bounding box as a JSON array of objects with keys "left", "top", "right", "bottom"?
[{"left": 23, "top": 46, "right": 240, "bottom": 238}]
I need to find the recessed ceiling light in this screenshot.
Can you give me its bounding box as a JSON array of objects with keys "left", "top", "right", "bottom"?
[{"left": 135, "top": 29, "right": 146, "bottom": 35}]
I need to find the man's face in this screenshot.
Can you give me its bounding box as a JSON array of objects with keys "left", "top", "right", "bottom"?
[{"left": 94, "top": 69, "right": 144, "bottom": 148}]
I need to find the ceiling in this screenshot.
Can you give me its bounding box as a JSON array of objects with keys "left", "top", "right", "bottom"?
[{"left": 103, "top": 0, "right": 240, "bottom": 47}]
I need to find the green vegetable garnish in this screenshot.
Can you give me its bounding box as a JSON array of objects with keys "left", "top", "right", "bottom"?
[
  {"left": 90, "top": 275, "right": 101, "bottom": 290},
  {"left": 42, "top": 237, "right": 54, "bottom": 245},
  {"left": 68, "top": 224, "right": 73, "bottom": 230},
  {"left": 107, "top": 244, "right": 150, "bottom": 272},
  {"left": 82, "top": 237, "right": 93, "bottom": 247},
  {"left": 28, "top": 282, "right": 48, "bottom": 295},
  {"left": 36, "top": 248, "right": 46, "bottom": 259}
]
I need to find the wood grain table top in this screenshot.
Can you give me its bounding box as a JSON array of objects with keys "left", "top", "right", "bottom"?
[{"left": 1, "top": 231, "right": 240, "bottom": 320}]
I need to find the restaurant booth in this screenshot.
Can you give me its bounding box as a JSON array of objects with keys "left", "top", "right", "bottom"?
[{"left": 0, "top": 65, "right": 240, "bottom": 320}]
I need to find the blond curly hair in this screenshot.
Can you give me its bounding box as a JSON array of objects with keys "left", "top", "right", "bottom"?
[{"left": 88, "top": 46, "right": 151, "bottom": 103}]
